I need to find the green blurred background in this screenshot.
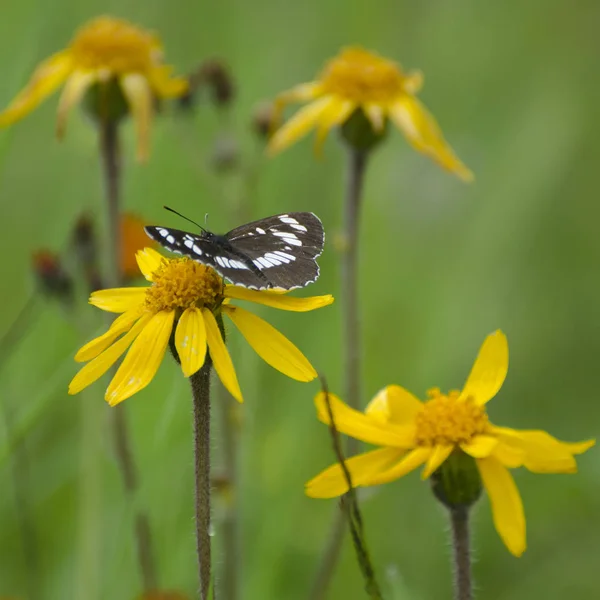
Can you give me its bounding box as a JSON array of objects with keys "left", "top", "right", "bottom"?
[{"left": 1, "top": 0, "right": 599, "bottom": 598}]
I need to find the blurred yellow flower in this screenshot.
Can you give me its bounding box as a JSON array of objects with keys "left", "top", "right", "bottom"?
[
  {"left": 0, "top": 16, "right": 187, "bottom": 161},
  {"left": 69, "top": 247, "right": 333, "bottom": 405},
  {"left": 268, "top": 46, "right": 472, "bottom": 181},
  {"left": 121, "top": 213, "right": 157, "bottom": 280},
  {"left": 306, "top": 331, "right": 594, "bottom": 556}
]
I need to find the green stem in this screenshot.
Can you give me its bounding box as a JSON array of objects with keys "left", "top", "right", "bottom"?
[
  {"left": 0, "top": 401, "right": 39, "bottom": 599},
  {"left": 99, "top": 118, "right": 157, "bottom": 592},
  {"left": 190, "top": 360, "right": 214, "bottom": 600},
  {"left": 342, "top": 148, "right": 368, "bottom": 420},
  {"left": 450, "top": 506, "right": 473, "bottom": 600},
  {"left": 309, "top": 148, "right": 369, "bottom": 600}
]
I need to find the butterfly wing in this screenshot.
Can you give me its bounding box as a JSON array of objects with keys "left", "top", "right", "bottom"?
[
  {"left": 225, "top": 212, "right": 325, "bottom": 289},
  {"left": 144, "top": 226, "right": 270, "bottom": 289}
]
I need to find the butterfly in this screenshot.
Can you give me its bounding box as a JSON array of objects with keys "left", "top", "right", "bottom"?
[{"left": 145, "top": 210, "right": 325, "bottom": 290}]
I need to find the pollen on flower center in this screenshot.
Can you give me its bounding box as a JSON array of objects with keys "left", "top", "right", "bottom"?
[
  {"left": 414, "top": 388, "right": 489, "bottom": 447},
  {"left": 319, "top": 47, "right": 407, "bottom": 103},
  {"left": 144, "top": 258, "right": 223, "bottom": 313},
  {"left": 70, "top": 17, "right": 160, "bottom": 74}
]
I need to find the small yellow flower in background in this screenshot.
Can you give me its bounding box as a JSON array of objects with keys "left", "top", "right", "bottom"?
[
  {"left": 121, "top": 213, "right": 157, "bottom": 280},
  {"left": 0, "top": 16, "right": 187, "bottom": 161},
  {"left": 306, "top": 331, "right": 594, "bottom": 556},
  {"left": 69, "top": 247, "right": 333, "bottom": 405},
  {"left": 268, "top": 46, "right": 472, "bottom": 181}
]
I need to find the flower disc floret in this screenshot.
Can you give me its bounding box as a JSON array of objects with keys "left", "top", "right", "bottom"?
[
  {"left": 415, "top": 388, "right": 489, "bottom": 447},
  {"left": 144, "top": 258, "right": 223, "bottom": 313},
  {"left": 319, "top": 48, "right": 406, "bottom": 103},
  {"left": 70, "top": 17, "right": 159, "bottom": 75}
]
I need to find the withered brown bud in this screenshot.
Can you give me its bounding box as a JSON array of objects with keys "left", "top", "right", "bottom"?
[
  {"left": 210, "top": 134, "right": 240, "bottom": 173},
  {"left": 32, "top": 250, "right": 73, "bottom": 302},
  {"left": 178, "top": 58, "right": 235, "bottom": 110},
  {"left": 251, "top": 100, "right": 278, "bottom": 140},
  {"left": 71, "top": 213, "right": 103, "bottom": 292},
  {"left": 201, "top": 58, "right": 235, "bottom": 107}
]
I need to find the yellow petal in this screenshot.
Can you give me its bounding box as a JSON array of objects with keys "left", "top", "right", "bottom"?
[
  {"left": 68, "top": 314, "right": 151, "bottom": 396},
  {"left": 148, "top": 65, "right": 188, "bottom": 98},
  {"left": 75, "top": 307, "right": 143, "bottom": 362},
  {"left": 363, "top": 103, "right": 385, "bottom": 132},
  {"left": 105, "top": 310, "right": 174, "bottom": 405},
  {"left": 0, "top": 51, "right": 72, "bottom": 127},
  {"left": 365, "top": 385, "right": 422, "bottom": 425},
  {"left": 460, "top": 330, "right": 508, "bottom": 405},
  {"left": 305, "top": 447, "right": 405, "bottom": 499},
  {"left": 203, "top": 308, "right": 243, "bottom": 403},
  {"left": 268, "top": 95, "right": 337, "bottom": 156},
  {"left": 56, "top": 70, "right": 95, "bottom": 138},
  {"left": 315, "top": 392, "right": 416, "bottom": 448},
  {"left": 403, "top": 70, "right": 424, "bottom": 95},
  {"left": 477, "top": 456, "right": 526, "bottom": 557},
  {"left": 136, "top": 247, "right": 164, "bottom": 282},
  {"left": 314, "top": 98, "right": 355, "bottom": 155},
  {"left": 491, "top": 427, "right": 594, "bottom": 474},
  {"left": 89, "top": 287, "right": 147, "bottom": 313},
  {"left": 224, "top": 305, "right": 316, "bottom": 381},
  {"left": 388, "top": 95, "right": 474, "bottom": 182},
  {"left": 492, "top": 440, "right": 525, "bottom": 468},
  {"left": 361, "top": 446, "right": 431, "bottom": 486},
  {"left": 175, "top": 307, "right": 207, "bottom": 377},
  {"left": 461, "top": 435, "right": 498, "bottom": 458},
  {"left": 421, "top": 444, "right": 453, "bottom": 479},
  {"left": 275, "top": 81, "right": 323, "bottom": 107},
  {"left": 224, "top": 286, "right": 334, "bottom": 312},
  {"left": 120, "top": 73, "right": 153, "bottom": 162}
]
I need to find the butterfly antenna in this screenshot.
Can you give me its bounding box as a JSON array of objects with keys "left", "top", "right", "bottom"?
[{"left": 163, "top": 206, "right": 207, "bottom": 232}]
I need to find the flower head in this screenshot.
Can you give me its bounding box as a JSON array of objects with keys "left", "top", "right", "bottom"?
[
  {"left": 268, "top": 46, "right": 472, "bottom": 181},
  {"left": 0, "top": 16, "right": 187, "bottom": 161},
  {"left": 306, "top": 331, "right": 594, "bottom": 556},
  {"left": 69, "top": 247, "right": 333, "bottom": 404}
]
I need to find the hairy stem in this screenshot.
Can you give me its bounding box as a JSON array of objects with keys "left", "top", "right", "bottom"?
[
  {"left": 190, "top": 360, "right": 214, "bottom": 600},
  {"left": 450, "top": 506, "right": 473, "bottom": 600},
  {"left": 99, "top": 119, "right": 157, "bottom": 592},
  {"left": 309, "top": 148, "right": 369, "bottom": 600}
]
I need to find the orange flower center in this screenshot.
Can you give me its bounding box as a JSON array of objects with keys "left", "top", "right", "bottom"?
[
  {"left": 414, "top": 388, "right": 489, "bottom": 447},
  {"left": 70, "top": 16, "right": 161, "bottom": 75},
  {"left": 144, "top": 257, "right": 223, "bottom": 313},
  {"left": 319, "top": 47, "right": 409, "bottom": 104}
]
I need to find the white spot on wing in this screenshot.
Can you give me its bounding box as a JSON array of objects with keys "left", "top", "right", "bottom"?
[
  {"left": 166, "top": 235, "right": 176, "bottom": 244},
  {"left": 264, "top": 253, "right": 282, "bottom": 265},
  {"left": 291, "top": 224, "right": 307, "bottom": 232},
  {"left": 193, "top": 245, "right": 203, "bottom": 255},
  {"left": 273, "top": 231, "right": 298, "bottom": 240},
  {"left": 184, "top": 239, "right": 194, "bottom": 249},
  {"left": 280, "top": 216, "right": 299, "bottom": 224},
  {"left": 256, "top": 227, "right": 266, "bottom": 234},
  {"left": 275, "top": 251, "right": 295, "bottom": 261}
]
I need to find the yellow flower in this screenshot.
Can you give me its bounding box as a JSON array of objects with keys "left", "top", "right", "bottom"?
[
  {"left": 0, "top": 16, "right": 187, "bottom": 161},
  {"left": 268, "top": 46, "right": 472, "bottom": 181},
  {"left": 306, "top": 331, "right": 594, "bottom": 556},
  {"left": 69, "top": 247, "right": 333, "bottom": 405}
]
